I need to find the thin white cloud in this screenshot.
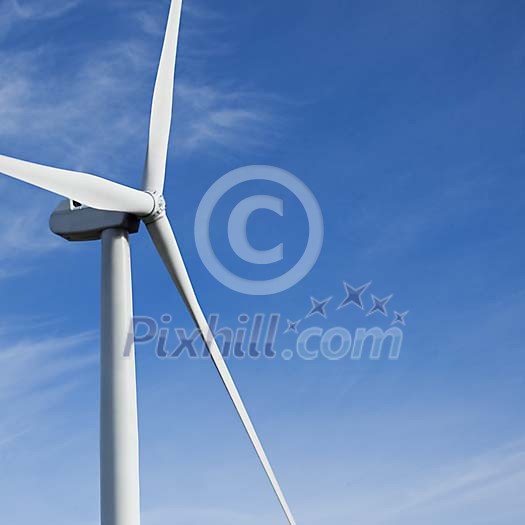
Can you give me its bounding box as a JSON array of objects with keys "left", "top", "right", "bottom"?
[
  {"left": 9, "top": 0, "right": 82, "bottom": 20},
  {"left": 0, "top": 331, "right": 96, "bottom": 399},
  {"left": 356, "top": 166, "right": 499, "bottom": 259},
  {"left": 0, "top": 178, "right": 65, "bottom": 270},
  {"left": 0, "top": 42, "right": 154, "bottom": 186},
  {"left": 0, "top": 0, "right": 82, "bottom": 36},
  {"left": 143, "top": 504, "right": 271, "bottom": 525},
  {"left": 0, "top": 330, "right": 97, "bottom": 449},
  {"left": 0, "top": 201, "right": 63, "bottom": 259},
  {"left": 386, "top": 440, "right": 525, "bottom": 518},
  {"left": 172, "top": 81, "right": 280, "bottom": 153},
  {"left": 0, "top": 429, "right": 28, "bottom": 449},
  {"left": 126, "top": 1, "right": 286, "bottom": 154},
  {"left": 302, "top": 438, "right": 525, "bottom": 525},
  {"left": 0, "top": 2, "right": 287, "bottom": 159},
  {"left": 131, "top": 4, "right": 168, "bottom": 37}
]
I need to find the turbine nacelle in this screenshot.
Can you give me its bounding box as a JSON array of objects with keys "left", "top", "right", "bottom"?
[{"left": 49, "top": 199, "right": 140, "bottom": 242}]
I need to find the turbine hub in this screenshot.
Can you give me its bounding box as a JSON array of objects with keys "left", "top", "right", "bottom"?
[{"left": 143, "top": 191, "right": 167, "bottom": 224}]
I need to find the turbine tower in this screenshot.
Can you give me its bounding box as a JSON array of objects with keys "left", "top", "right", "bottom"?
[{"left": 0, "top": 2, "right": 297, "bottom": 524}]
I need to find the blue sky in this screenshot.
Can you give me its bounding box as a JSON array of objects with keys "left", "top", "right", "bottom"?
[{"left": 0, "top": 0, "right": 524, "bottom": 524}]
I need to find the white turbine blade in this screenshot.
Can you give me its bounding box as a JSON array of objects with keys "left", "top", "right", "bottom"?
[
  {"left": 142, "top": 0, "right": 183, "bottom": 193},
  {"left": 146, "top": 215, "right": 297, "bottom": 525},
  {"left": 0, "top": 154, "right": 154, "bottom": 215}
]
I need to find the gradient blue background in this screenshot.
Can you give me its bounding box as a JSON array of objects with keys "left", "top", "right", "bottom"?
[{"left": 0, "top": 0, "right": 524, "bottom": 523}]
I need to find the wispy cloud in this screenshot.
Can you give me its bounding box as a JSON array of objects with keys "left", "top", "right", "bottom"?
[
  {"left": 353, "top": 165, "right": 501, "bottom": 259},
  {"left": 0, "top": 330, "right": 97, "bottom": 449},
  {"left": 0, "top": 1, "right": 286, "bottom": 163},
  {"left": 9, "top": 0, "right": 82, "bottom": 20},
  {"left": 143, "top": 505, "right": 268, "bottom": 525},
  {"left": 128, "top": 1, "right": 171, "bottom": 37},
  {"left": 386, "top": 440, "right": 525, "bottom": 518},
  {"left": 172, "top": 82, "right": 282, "bottom": 153},
  {"left": 128, "top": 1, "right": 287, "bottom": 154},
  {"left": 0, "top": 41, "right": 150, "bottom": 173},
  {"left": 0, "top": 428, "right": 28, "bottom": 449},
  {"left": 0, "top": 178, "right": 64, "bottom": 270},
  {"left": 303, "top": 438, "right": 525, "bottom": 525},
  {"left": 0, "top": 202, "right": 63, "bottom": 259},
  {"left": 0, "top": 0, "right": 81, "bottom": 36}
]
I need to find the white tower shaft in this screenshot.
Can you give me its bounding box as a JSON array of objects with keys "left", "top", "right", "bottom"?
[{"left": 100, "top": 228, "right": 141, "bottom": 525}]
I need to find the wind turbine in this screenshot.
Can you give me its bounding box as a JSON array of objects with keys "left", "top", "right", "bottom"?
[{"left": 0, "top": 2, "right": 297, "bottom": 525}]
